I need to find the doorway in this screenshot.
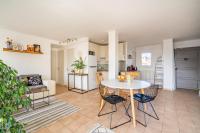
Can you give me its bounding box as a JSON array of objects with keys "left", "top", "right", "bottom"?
[
  {"left": 175, "top": 47, "right": 200, "bottom": 89},
  {"left": 51, "top": 44, "right": 64, "bottom": 85}
]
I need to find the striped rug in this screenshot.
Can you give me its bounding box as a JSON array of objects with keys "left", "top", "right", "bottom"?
[{"left": 15, "top": 99, "right": 80, "bottom": 133}]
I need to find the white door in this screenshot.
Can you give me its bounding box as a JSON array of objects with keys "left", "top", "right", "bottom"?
[
  {"left": 57, "top": 50, "right": 64, "bottom": 85},
  {"left": 51, "top": 49, "right": 64, "bottom": 85},
  {"left": 51, "top": 50, "right": 57, "bottom": 82},
  {"left": 175, "top": 48, "right": 198, "bottom": 89}
]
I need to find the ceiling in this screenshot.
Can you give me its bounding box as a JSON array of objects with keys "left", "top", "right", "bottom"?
[{"left": 0, "top": 0, "right": 200, "bottom": 46}]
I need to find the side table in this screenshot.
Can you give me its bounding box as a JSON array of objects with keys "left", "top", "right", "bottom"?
[
  {"left": 27, "top": 87, "right": 50, "bottom": 109},
  {"left": 68, "top": 73, "right": 89, "bottom": 94}
]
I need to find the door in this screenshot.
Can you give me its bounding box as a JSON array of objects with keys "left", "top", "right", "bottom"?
[
  {"left": 175, "top": 48, "right": 198, "bottom": 89},
  {"left": 51, "top": 48, "right": 64, "bottom": 85},
  {"left": 51, "top": 50, "right": 57, "bottom": 82},
  {"left": 57, "top": 50, "right": 64, "bottom": 85}
]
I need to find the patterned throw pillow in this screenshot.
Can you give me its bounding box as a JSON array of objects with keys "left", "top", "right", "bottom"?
[{"left": 27, "top": 75, "right": 43, "bottom": 86}]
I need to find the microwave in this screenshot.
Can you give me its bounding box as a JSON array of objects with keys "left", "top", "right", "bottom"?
[{"left": 89, "top": 51, "right": 95, "bottom": 55}]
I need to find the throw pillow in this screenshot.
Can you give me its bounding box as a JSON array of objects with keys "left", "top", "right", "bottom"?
[
  {"left": 27, "top": 75, "right": 43, "bottom": 86},
  {"left": 18, "top": 76, "right": 28, "bottom": 86}
]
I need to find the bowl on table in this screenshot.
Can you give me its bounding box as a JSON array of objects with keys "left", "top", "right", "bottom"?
[{"left": 117, "top": 75, "right": 126, "bottom": 82}]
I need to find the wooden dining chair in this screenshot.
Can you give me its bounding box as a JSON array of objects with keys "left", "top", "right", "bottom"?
[
  {"left": 97, "top": 72, "right": 115, "bottom": 112},
  {"left": 96, "top": 72, "right": 116, "bottom": 94},
  {"left": 96, "top": 72, "right": 104, "bottom": 87},
  {"left": 119, "top": 71, "right": 140, "bottom": 99}
]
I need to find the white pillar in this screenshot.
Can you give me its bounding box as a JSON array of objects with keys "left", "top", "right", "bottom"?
[
  {"left": 163, "top": 39, "right": 176, "bottom": 90},
  {"left": 108, "top": 30, "right": 119, "bottom": 79}
]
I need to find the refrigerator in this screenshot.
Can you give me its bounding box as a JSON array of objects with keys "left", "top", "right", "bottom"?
[{"left": 88, "top": 54, "right": 97, "bottom": 90}]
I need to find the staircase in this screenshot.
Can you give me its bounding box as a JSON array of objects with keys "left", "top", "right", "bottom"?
[{"left": 154, "top": 56, "right": 163, "bottom": 88}]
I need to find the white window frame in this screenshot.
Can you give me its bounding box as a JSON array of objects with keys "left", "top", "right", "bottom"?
[{"left": 141, "top": 52, "right": 152, "bottom": 66}]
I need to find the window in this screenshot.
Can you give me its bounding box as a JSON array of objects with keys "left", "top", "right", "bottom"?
[{"left": 141, "top": 52, "right": 151, "bottom": 66}]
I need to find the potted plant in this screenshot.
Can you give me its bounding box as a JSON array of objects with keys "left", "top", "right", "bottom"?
[
  {"left": 0, "top": 60, "right": 31, "bottom": 133},
  {"left": 71, "top": 57, "right": 86, "bottom": 74}
]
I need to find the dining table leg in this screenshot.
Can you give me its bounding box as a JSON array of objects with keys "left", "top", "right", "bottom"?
[{"left": 130, "top": 89, "right": 136, "bottom": 127}]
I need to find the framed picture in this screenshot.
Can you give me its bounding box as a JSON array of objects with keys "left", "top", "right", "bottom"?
[
  {"left": 33, "top": 44, "right": 40, "bottom": 52},
  {"left": 27, "top": 45, "right": 34, "bottom": 52},
  {"left": 141, "top": 52, "right": 151, "bottom": 66}
]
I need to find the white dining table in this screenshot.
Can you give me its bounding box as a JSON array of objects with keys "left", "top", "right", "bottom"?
[{"left": 101, "top": 79, "right": 151, "bottom": 128}]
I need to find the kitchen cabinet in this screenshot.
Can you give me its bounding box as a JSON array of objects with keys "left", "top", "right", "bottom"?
[
  {"left": 102, "top": 71, "right": 108, "bottom": 80},
  {"left": 99, "top": 46, "right": 108, "bottom": 62},
  {"left": 89, "top": 43, "right": 99, "bottom": 59},
  {"left": 89, "top": 43, "right": 108, "bottom": 63},
  {"left": 98, "top": 71, "right": 108, "bottom": 80},
  {"left": 99, "top": 46, "right": 108, "bottom": 58},
  {"left": 118, "top": 43, "right": 126, "bottom": 60}
]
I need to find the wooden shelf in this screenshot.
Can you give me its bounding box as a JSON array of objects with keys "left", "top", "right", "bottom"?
[{"left": 3, "top": 48, "right": 43, "bottom": 54}]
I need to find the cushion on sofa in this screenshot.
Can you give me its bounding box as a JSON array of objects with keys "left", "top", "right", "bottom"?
[
  {"left": 28, "top": 85, "right": 47, "bottom": 90},
  {"left": 27, "top": 75, "right": 43, "bottom": 86},
  {"left": 18, "top": 76, "right": 29, "bottom": 85}
]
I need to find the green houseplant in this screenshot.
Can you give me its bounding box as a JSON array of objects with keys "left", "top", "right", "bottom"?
[
  {"left": 71, "top": 57, "right": 86, "bottom": 74},
  {"left": 0, "top": 60, "right": 31, "bottom": 133}
]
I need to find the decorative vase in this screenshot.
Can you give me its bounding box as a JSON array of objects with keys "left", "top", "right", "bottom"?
[
  {"left": 75, "top": 69, "right": 79, "bottom": 74},
  {"left": 79, "top": 69, "right": 84, "bottom": 74}
]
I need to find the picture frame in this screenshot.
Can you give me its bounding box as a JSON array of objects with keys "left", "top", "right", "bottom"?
[{"left": 33, "top": 44, "right": 41, "bottom": 52}]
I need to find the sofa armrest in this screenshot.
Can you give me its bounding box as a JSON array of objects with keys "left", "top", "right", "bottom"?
[{"left": 43, "top": 80, "right": 56, "bottom": 96}]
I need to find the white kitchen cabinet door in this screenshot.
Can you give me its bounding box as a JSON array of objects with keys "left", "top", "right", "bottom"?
[
  {"left": 101, "top": 71, "right": 108, "bottom": 80},
  {"left": 95, "top": 44, "right": 99, "bottom": 59},
  {"left": 99, "top": 46, "right": 106, "bottom": 58},
  {"left": 89, "top": 43, "right": 99, "bottom": 58},
  {"left": 89, "top": 43, "right": 96, "bottom": 52},
  {"left": 118, "top": 43, "right": 125, "bottom": 60},
  {"left": 104, "top": 46, "right": 108, "bottom": 61}
]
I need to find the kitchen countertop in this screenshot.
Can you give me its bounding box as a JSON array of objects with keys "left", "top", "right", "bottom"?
[{"left": 97, "top": 70, "right": 108, "bottom": 72}]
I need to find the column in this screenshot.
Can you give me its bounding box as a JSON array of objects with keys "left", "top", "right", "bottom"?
[
  {"left": 108, "top": 30, "right": 119, "bottom": 79},
  {"left": 163, "top": 39, "right": 176, "bottom": 90}
]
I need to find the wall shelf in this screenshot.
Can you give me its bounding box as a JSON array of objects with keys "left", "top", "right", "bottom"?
[{"left": 3, "top": 48, "right": 43, "bottom": 54}]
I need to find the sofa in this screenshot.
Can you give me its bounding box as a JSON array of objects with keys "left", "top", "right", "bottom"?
[{"left": 18, "top": 74, "right": 56, "bottom": 100}]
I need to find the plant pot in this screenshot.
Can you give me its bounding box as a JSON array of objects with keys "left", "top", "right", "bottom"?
[
  {"left": 75, "top": 69, "right": 84, "bottom": 74},
  {"left": 79, "top": 69, "right": 84, "bottom": 74}
]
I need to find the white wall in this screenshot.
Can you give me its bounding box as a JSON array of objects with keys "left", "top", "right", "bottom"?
[
  {"left": 0, "top": 29, "right": 58, "bottom": 79},
  {"left": 174, "top": 39, "right": 200, "bottom": 49},
  {"left": 163, "top": 39, "right": 175, "bottom": 90},
  {"left": 199, "top": 51, "right": 200, "bottom": 79},
  {"left": 136, "top": 44, "right": 162, "bottom": 83},
  {"left": 63, "top": 37, "right": 89, "bottom": 87},
  {"left": 198, "top": 51, "right": 200, "bottom": 89}
]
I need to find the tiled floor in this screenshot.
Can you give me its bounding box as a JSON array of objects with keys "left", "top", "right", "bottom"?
[
  {"left": 36, "top": 88, "right": 200, "bottom": 133},
  {"left": 55, "top": 84, "right": 68, "bottom": 95}
]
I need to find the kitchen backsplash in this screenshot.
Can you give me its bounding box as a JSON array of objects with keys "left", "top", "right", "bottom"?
[{"left": 97, "top": 64, "right": 108, "bottom": 71}]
